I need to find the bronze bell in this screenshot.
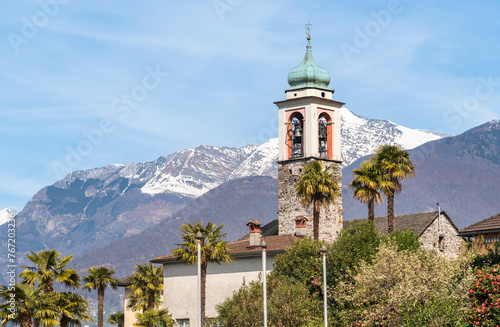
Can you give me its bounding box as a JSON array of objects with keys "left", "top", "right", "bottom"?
[{"left": 294, "top": 125, "right": 302, "bottom": 138}]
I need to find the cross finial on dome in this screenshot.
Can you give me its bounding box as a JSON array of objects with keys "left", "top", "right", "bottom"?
[
  {"left": 305, "top": 21, "right": 312, "bottom": 41},
  {"left": 286, "top": 23, "right": 332, "bottom": 92}
]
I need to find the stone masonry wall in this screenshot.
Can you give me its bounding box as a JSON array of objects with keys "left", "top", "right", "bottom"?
[
  {"left": 419, "top": 214, "right": 464, "bottom": 259},
  {"left": 278, "top": 157, "right": 343, "bottom": 244}
]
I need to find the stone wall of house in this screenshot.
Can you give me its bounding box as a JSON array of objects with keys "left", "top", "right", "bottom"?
[
  {"left": 419, "top": 213, "right": 464, "bottom": 258},
  {"left": 278, "top": 157, "right": 343, "bottom": 243}
]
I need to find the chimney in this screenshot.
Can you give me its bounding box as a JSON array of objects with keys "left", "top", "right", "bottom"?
[
  {"left": 247, "top": 220, "right": 262, "bottom": 247},
  {"left": 295, "top": 216, "right": 308, "bottom": 236}
]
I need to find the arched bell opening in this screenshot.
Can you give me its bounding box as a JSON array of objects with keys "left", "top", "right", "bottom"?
[
  {"left": 287, "top": 113, "right": 304, "bottom": 159},
  {"left": 318, "top": 113, "right": 332, "bottom": 159}
]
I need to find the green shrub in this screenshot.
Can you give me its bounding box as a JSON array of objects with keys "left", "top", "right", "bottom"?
[
  {"left": 334, "top": 243, "right": 471, "bottom": 326},
  {"left": 382, "top": 228, "right": 421, "bottom": 252},
  {"left": 216, "top": 278, "right": 263, "bottom": 327},
  {"left": 400, "top": 297, "right": 468, "bottom": 327},
  {"left": 326, "top": 220, "right": 382, "bottom": 287},
  {"left": 470, "top": 242, "right": 500, "bottom": 270},
  {"left": 271, "top": 237, "right": 325, "bottom": 294},
  {"left": 216, "top": 276, "right": 322, "bottom": 327}
]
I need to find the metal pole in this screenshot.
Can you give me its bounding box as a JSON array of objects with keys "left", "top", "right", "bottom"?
[
  {"left": 196, "top": 231, "right": 202, "bottom": 327},
  {"left": 320, "top": 245, "right": 328, "bottom": 327},
  {"left": 261, "top": 240, "right": 268, "bottom": 327},
  {"left": 437, "top": 202, "right": 441, "bottom": 234}
]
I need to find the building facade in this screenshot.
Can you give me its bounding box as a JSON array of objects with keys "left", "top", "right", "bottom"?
[{"left": 150, "top": 230, "right": 298, "bottom": 326}]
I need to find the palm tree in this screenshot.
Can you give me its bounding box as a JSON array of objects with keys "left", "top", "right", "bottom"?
[
  {"left": 349, "top": 159, "right": 390, "bottom": 221},
  {"left": 107, "top": 312, "right": 125, "bottom": 327},
  {"left": 82, "top": 267, "right": 119, "bottom": 327},
  {"left": 134, "top": 308, "right": 175, "bottom": 327},
  {"left": 0, "top": 283, "right": 59, "bottom": 327},
  {"left": 374, "top": 145, "right": 416, "bottom": 233},
  {"left": 57, "top": 292, "right": 93, "bottom": 327},
  {"left": 128, "top": 263, "right": 163, "bottom": 311},
  {"left": 172, "top": 221, "right": 233, "bottom": 327},
  {"left": 19, "top": 249, "right": 81, "bottom": 293},
  {"left": 296, "top": 160, "right": 340, "bottom": 241}
]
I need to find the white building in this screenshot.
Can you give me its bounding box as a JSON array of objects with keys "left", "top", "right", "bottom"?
[{"left": 150, "top": 221, "right": 298, "bottom": 326}]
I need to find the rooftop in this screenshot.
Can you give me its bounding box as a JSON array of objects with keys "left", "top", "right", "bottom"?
[
  {"left": 344, "top": 211, "right": 459, "bottom": 236},
  {"left": 117, "top": 275, "right": 132, "bottom": 287},
  {"left": 460, "top": 213, "right": 500, "bottom": 236},
  {"left": 151, "top": 233, "right": 299, "bottom": 264}
]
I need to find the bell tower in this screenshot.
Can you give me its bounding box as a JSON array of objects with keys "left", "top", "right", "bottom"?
[{"left": 275, "top": 30, "right": 343, "bottom": 243}]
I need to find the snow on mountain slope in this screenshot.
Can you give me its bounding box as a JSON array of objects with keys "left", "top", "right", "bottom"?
[
  {"left": 229, "top": 138, "right": 279, "bottom": 180},
  {"left": 141, "top": 145, "right": 256, "bottom": 197},
  {"left": 43, "top": 108, "right": 449, "bottom": 202},
  {"left": 340, "top": 108, "right": 448, "bottom": 166},
  {"left": 0, "top": 208, "right": 16, "bottom": 226},
  {"left": 229, "top": 108, "right": 449, "bottom": 179}
]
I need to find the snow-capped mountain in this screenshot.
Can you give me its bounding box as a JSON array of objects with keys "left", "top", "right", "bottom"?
[
  {"left": 12, "top": 108, "right": 449, "bottom": 259},
  {"left": 229, "top": 138, "right": 278, "bottom": 180},
  {"left": 141, "top": 145, "right": 256, "bottom": 197},
  {"left": 340, "top": 108, "right": 448, "bottom": 166},
  {"left": 0, "top": 208, "right": 16, "bottom": 226},
  {"left": 46, "top": 108, "right": 447, "bottom": 201},
  {"left": 72, "top": 120, "right": 500, "bottom": 281}
]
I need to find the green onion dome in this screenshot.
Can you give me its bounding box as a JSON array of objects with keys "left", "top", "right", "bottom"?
[{"left": 287, "top": 39, "right": 332, "bottom": 92}]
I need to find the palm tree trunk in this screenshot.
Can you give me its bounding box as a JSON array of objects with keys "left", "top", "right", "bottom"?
[
  {"left": 60, "top": 315, "right": 70, "bottom": 327},
  {"left": 44, "top": 279, "right": 54, "bottom": 293},
  {"left": 368, "top": 199, "right": 375, "bottom": 221},
  {"left": 98, "top": 287, "right": 105, "bottom": 327},
  {"left": 201, "top": 260, "right": 207, "bottom": 327},
  {"left": 147, "top": 289, "right": 155, "bottom": 309},
  {"left": 387, "top": 194, "right": 395, "bottom": 233},
  {"left": 313, "top": 199, "right": 320, "bottom": 241},
  {"left": 20, "top": 314, "right": 31, "bottom": 327}
]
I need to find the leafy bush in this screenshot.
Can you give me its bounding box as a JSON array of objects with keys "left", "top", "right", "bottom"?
[
  {"left": 467, "top": 265, "right": 500, "bottom": 326},
  {"left": 382, "top": 228, "right": 421, "bottom": 252},
  {"left": 217, "top": 276, "right": 322, "bottom": 327},
  {"left": 216, "top": 278, "right": 263, "bottom": 327},
  {"left": 326, "top": 220, "right": 382, "bottom": 287},
  {"left": 271, "top": 237, "right": 325, "bottom": 294},
  {"left": 470, "top": 241, "right": 500, "bottom": 270},
  {"left": 334, "top": 243, "right": 472, "bottom": 326}
]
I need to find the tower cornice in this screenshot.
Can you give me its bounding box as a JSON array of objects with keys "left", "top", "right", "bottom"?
[{"left": 274, "top": 96, "right": 345, "bottom": 108}]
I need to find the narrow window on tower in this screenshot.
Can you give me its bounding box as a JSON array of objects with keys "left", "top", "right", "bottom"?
[
  {"left": 291, "top": 117, "right": 303, "bottom": 158},
  {"left": 286, "top": 113, "right": 304, "bottom": 159},
  {"left": 319, "top": 115, "right": 328, "bottom": 158}
]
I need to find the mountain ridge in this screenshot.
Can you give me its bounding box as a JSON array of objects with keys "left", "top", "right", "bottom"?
[
  {"left": 70, "top": 120, "right": 499, "bottom": 279},
  {"left": 342, "top": 120, "right": 500, "bottom": 227},
  {"left": 10, "top": 107, "right": 450, "bottom": 263}
]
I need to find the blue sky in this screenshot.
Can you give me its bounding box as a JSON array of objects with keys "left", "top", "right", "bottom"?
[{"left": 1, "top": 0, "right": 500, "bottom": 211}]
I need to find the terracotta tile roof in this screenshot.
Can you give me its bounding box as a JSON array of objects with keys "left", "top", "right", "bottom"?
[
  {"left": 343, "top": 211, "right": 459, "bottom": 236},
  {"left": 151, "top": 234, "right": 299, "bottom": 264},
  {"left": 460, "top": 213, "right": 500, "bottom": 236}
]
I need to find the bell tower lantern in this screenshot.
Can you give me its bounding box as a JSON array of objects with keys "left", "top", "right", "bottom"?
[{"left": 275, "top": 29, "right": 344, "bottom": 243}]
